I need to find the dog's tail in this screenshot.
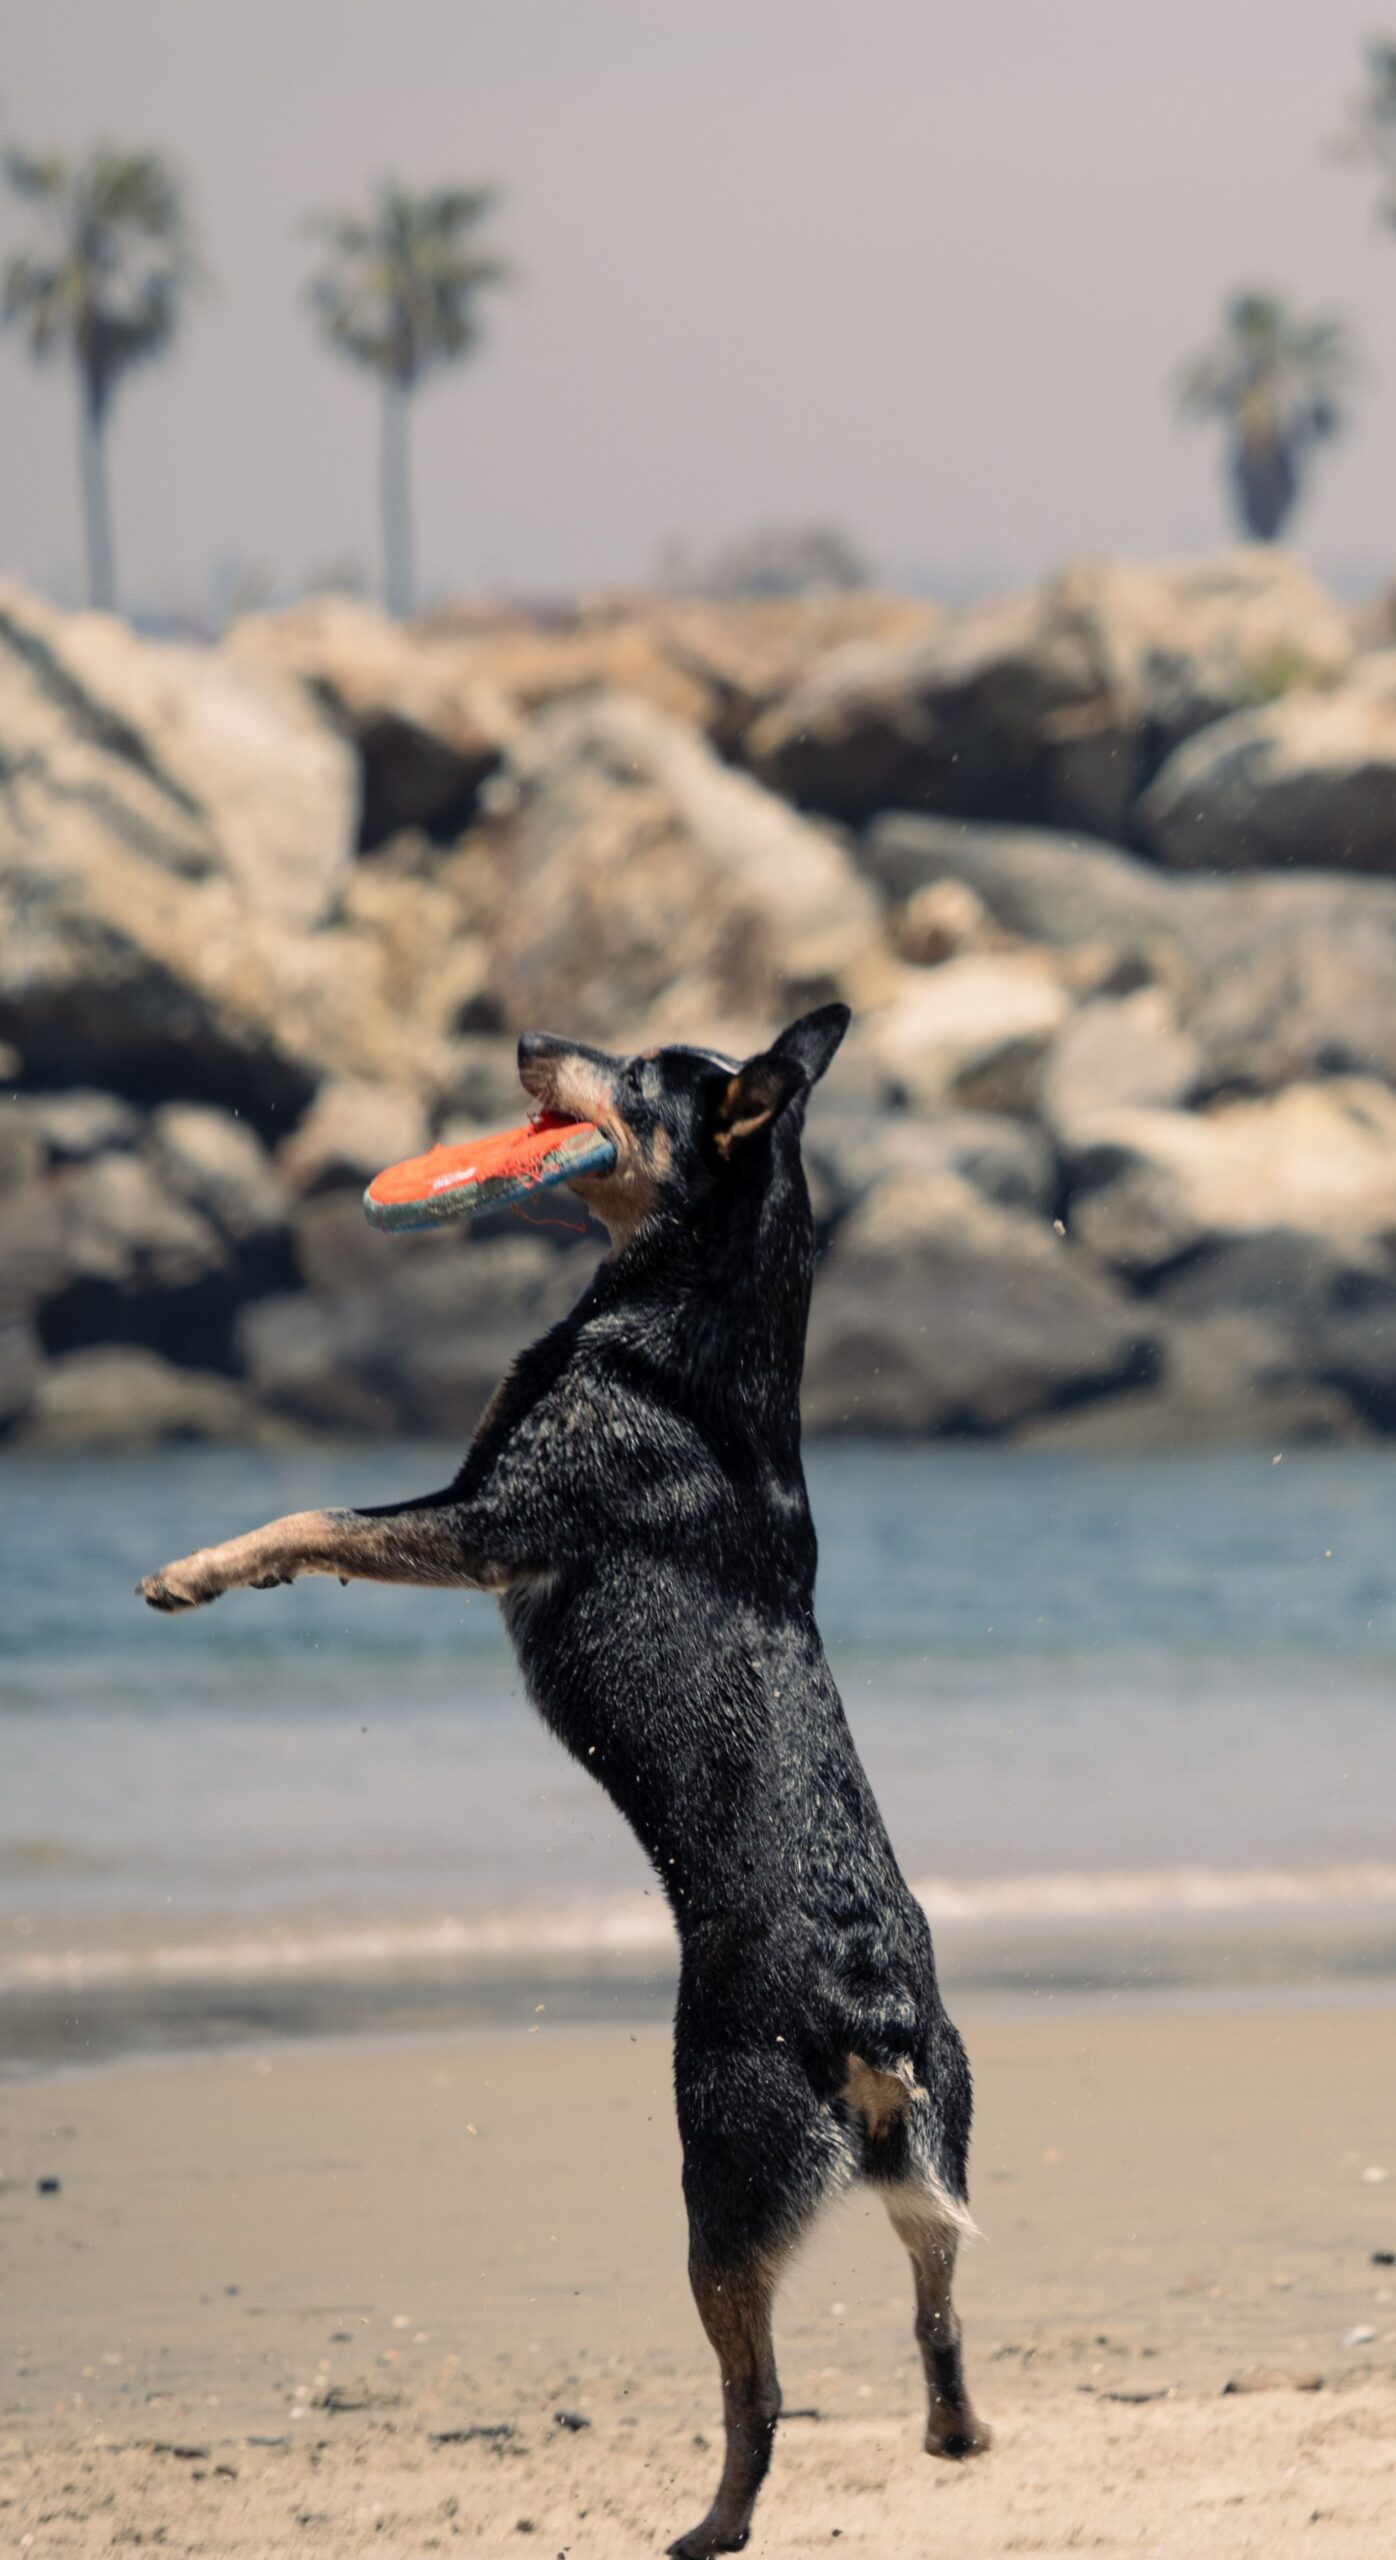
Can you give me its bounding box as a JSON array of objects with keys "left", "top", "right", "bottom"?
[{"left": 827, "top": 1968, "right": 979, "bottom": 2238}]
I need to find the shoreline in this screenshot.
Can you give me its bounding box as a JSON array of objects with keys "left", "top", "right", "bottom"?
[
  {"left": 3, "top": 2004, "right": 1394, "bottom": 2555},
  {"left": 4, "top": 1896, "right": 1396, "bottom": 2081}
]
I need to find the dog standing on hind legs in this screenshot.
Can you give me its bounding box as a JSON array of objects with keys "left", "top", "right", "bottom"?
[{"left": 138, "top": 1003, "right": 991, "bottom": 2554}]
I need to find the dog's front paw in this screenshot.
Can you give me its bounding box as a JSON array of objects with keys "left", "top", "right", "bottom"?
[{"left": 137, "top": 1559, "right": 220, "bottom": 1613}]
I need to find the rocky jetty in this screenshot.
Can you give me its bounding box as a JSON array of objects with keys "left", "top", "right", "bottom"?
[{"left": 5, "top": 555, "right": 1396, "bottom": 1448}]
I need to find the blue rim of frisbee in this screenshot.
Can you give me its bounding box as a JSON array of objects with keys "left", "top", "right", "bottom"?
[{"left": 363, "top": 1126, "right": 618, "bottom": 1234}]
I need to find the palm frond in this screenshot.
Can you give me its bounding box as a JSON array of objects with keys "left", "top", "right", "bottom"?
[
  {"left": 303, "top": 176, "right": 508, "bottom": 385},
  {"left": 0, "top": 141, "right": 196, "bottom": 393}
]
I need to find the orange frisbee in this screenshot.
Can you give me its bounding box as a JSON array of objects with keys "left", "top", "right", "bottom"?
[{"left": 363, "top": 1113, "right": 616, "bottom": 1233}]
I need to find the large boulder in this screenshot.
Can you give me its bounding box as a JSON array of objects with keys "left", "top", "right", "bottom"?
[
  {"left": 1138, "top": 653, "right": 1396, "bottom": 875},
  {"left": 803, "top": 1172, "right": 1157, "bottom": 1433},
  {"left": 803, "top": 1101, "right": 1056, "bottom": 1229},
  {"left": 412, "top": 591, "right": 935, "bottom": 760},
  {"left": 238, "top": 1231, "right": 586, "bottom": 1436},
  {"left": 748, "top": 552, "right": 1353, "bottom": 837},
  {"left": 865, "top": 814, "right": 1396, "bottom": 1096},
  {"left": 864, "top": 814, "right": 1179, "bottom": 953},
  {"left": 0, "top": 1098, "right": 292, "bottom": 1374},
  {"left": 17, "top": 1345, "right": 272, "bottom": 1448},
  {"left": 858, "top": 956, "right": 1073, "bottom": 1113},
  {"left": 486, "top": 691, "right": 885, "bottom": 1042},
  {"left": 1153, "top": 1226, "right": 1396, "bottom": 1432},
  {"left": 1066, "top": 1081, "right": 1396, "bottom": 1278},
  {"left": 1, "top": 584, "right": 357, "bottom": 927},
  {"left": 0, "top": 1317, "right": 43, "bottom": 1433},
  {"left": 277, "top": 1078, "right": 429, "bottom": 1198},
  {"left": 0, "top": 585, "right": 462, "bottom": 1124},
  {"left": 227, "top": 596, "right": 517, "bottom": 849},
  {"left": 146, "top": 1102, "right": 290, "bottom": 1251},
  {"left": 1037, "top": 988, "right": 1202, "bottom": 1142},
  {"left": 1020, "top": 1308, "right": 1367, "bottom": 1448}
]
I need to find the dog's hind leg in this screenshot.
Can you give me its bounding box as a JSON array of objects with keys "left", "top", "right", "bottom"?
[
  {"left": 670, "top": 2245, "right": 788, "bottom": 2559},
  {"left": 844, "top": 2053, "right": 991, "bottom": 2462},
  {"left": 883, "top": 2181, "right": 992, "bottom": 2460},
  {"left": 670, "top": 2042, "right": 843, "bottom": 2558}
]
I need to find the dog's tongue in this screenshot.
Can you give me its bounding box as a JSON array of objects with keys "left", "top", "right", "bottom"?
[{"left": 364, "top": 1114, "right": 616, "bottom": 1234}]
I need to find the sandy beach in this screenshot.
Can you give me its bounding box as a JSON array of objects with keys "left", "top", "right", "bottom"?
[{"left": 3, "top": 2002, "right": 1394, "bottom": 2557}]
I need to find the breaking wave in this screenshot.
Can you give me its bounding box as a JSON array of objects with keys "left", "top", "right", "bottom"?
[{"left": 5, "top": 1861, "right": 1396, "bottom": 1995}]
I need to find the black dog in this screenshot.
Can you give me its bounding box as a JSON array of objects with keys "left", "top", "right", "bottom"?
[{"left": 138, "top": 1005, "right": 989, "bottom": 2555}]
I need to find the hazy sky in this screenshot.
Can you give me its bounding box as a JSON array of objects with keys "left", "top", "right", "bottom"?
[{"left": 4, "top": 0, "right": 1396, "bottom": 612}]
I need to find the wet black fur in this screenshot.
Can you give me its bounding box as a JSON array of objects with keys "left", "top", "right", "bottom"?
[
  {"left": 144, "top": 1004, "right": 981, "bottom": 2551},
  {"left": 474, "top": 1019, "right": 975, "bottom": 2257}
]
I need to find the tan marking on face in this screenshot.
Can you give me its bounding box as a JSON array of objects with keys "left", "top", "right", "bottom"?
[
  {"left": 572, "top": 1116, "right": 672, "bottom": 1249},
  {"left": 536, "top": 1053, "right": 615, "bottom": 1126}
]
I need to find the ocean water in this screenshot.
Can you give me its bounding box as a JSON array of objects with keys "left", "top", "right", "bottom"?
[{"left": 2, "top": 1441, "right": 1395, "bottom": 2065}]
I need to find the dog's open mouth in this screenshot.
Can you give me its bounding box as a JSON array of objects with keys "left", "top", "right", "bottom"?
[{"left": 363, "top": 1110, "right": 617, "bottom": 1235}]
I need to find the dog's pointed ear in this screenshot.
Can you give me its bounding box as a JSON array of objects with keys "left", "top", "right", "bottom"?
[
  {"left": 770, "top": 1003, "right": 851, "bottom": 1088},
  {"left": 712, "top": 1005, "right": 851, "bottom": 1159}
]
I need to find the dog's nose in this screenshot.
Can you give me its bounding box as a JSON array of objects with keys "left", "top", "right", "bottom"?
[{"left": 518, "top": 1031, "right": 569, "bottom": 1071}]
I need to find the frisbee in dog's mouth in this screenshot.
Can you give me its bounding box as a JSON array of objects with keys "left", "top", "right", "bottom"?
[{"left": 363, "top": 1112, "right": 617, "bottom": 1233}]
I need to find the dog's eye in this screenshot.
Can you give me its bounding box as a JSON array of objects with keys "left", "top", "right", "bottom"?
[{"left": 621, "top": 1062, "right": 644, "bottom": 1097}]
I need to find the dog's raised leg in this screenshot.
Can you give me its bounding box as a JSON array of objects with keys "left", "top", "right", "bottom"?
[
  {"left": 137, "top": 1495, "right": 515, "bottom": 1612},
  {"left": 670, "top": 2250, "right": 784, "bottom": 2559},
  {"left": 884, "top": 2190, "right": 992, "bottom": 2459}
]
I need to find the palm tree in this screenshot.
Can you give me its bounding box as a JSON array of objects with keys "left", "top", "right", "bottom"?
[
  {"left": 1177, "top": 292, "right": 1355, "bottom": 541},
  {"left": 1, "top": 146, "right": 196, "bottom": 610},
  {"left": 305, "top": 182, "right": 508, "bottom": 618}
]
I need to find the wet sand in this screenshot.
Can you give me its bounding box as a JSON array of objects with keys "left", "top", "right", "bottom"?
[{"left": 3, "top": 2003, "right": 1394, "bottom": 2555}]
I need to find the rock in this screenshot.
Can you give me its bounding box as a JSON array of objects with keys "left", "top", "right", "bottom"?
[
  {"left": 864, "top": 815, "right": 1179, "bottom": 956},
  {"left": 747, "top": 587, "right": 1095, "bottom": 825},
  {"left": 238, "top": 1232, "right": 586, "bottom": 1436},
  {"left": 861, "top": 957, "right": 1072, "bottom": 1113},
  {"left": 1177, "top": 873, "right": 1396, "bottom": 1095},
  {"left": 1066, "top": 1082, "right": 1396, "bottom": 1279},
  {"left": 1037, "top": 989, "right": 1202, "bottom": 1141},
  {"left": 227, "top": 597, "right": 516, "bottom": 849},
  {"left": 417, "top": 591, "right": 934, "bottom": 760},
  {"left": 1, "top": 583, "right": 357, "bottom": 927},
  {"left": 289, "top": 1188, "right": 432, "bottom": 1295},
  {"left": 748, "top": 552, "right": 1352, "bottom": 834},
  {"left": 488, "top": 692, "right": 884, "bottom": 1040},
  {"left": 868, "top": 823, "right": 1396, "bottom": 1098},
  {"left": 0, "top": 1317, "right": 42, "bottom": 1432},
  {"left": 1156, "top": 1227, "right": 1396, "bottom": 1432},
  {"left": 1139, "top": 653, "right": 1396, "bottom": 875},
  {"left": 16, "top": 1345, "right": 271, "bottom": 1448},
  {"left": 803, "top": 1173, "right": 1157, "bottom": 1433},
  {"left": 50, "top": 1151, "right": 224, "bottom": 1296},
  {"left": 436, "top": 1037, "right": 535, "bottom": 1129},
  {"left": 0, "top": 1178, "right": 73, "bottom": 1318},
  {"left": 894, "top": 878, "right": 997, "bottom": 966},
  {"left": 803, "top": 1102, "right": 1057, "bottom": 1229},
  {"left": 0, "top": 582, "right": 454, "bottom": 1127},
  {"left": 1222, "top": 2370, "right": 1325, "bottom": 2395},
  {"left": 278, "top": 1079, "right": 430, "bottom": 1197},
  {"left": 0, "top": 1098, "right": 44, "bottom": 1193},
  {"left": 20, "top": 1090, "right": 144, "bottom": 1163},
  {"left": 147, "top": 1104, "right": 289, "bottom": 1245}
]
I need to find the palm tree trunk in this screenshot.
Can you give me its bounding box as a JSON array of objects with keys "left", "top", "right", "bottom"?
[
  {"left": 78, "top": 370, "right": 117, "bottom": 611},
  {"left": 1234, "top": 429, "right": 1296, "bottom": 543},
  {"left": 381, "top": 377, "right": 414, "bottom": 617}
]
